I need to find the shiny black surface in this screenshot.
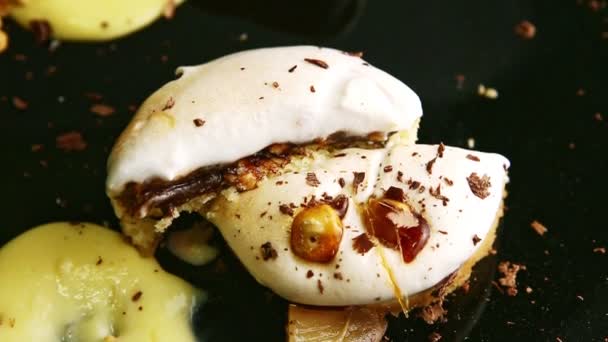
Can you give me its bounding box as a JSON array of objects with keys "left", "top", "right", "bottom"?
[{"left": 1, "top": 0, "right": 607, "bottom": 341}]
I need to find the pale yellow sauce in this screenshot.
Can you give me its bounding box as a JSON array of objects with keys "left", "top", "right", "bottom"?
[
  {"left": 10, "top": 0, "right": 185, "bottom": 41},
  {"left": 0, "top": 222, "right": 201, "bottom": 342}
]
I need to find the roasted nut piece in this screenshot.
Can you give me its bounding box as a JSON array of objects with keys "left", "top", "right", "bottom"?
[
  {"left": 291, "top": 204, "right": 344, "bottom": 263},
  {"left": 365, "top": 197, "right": 429, "bottom": 263}
]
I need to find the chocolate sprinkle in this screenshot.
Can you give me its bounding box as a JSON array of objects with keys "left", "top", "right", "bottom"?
[
  {"left": 288, "top": 65, "right": 297, "bottom": 72},
  {"left": 317, "top": 279, "right": 324, "bottom": 294},
  {"left": 131, "top": 291, "right": 143, "bottom": 302},
  {"left": 438, "top": 143, "right": 445, "bottom": 158},
  {"left": 304, "top": 58, "right": 329, "bottom": 69},
  {"left": 383, "top": 165, "right": 393, "bottom": 172}
]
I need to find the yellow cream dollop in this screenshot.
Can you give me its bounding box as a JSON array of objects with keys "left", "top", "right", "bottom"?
[
  {"left": 0, "top": 222, "right": 201, "bottom": 342},
  {"left": 11, "top": 0, "right": 184, "bottom": 41}
]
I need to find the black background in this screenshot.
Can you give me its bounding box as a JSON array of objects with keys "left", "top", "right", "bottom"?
[{"left": 1, "top": 0, "right": 607, "bottom": 341}]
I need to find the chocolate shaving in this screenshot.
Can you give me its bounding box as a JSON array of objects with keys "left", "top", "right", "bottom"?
[
  {"left": 305, "top": 172, "right": 320, "bottom": 187},
  {"left": 437, "top": 143, "right": 445, "bottom": 158},
  {"left": 397, "top": 171, "right": 404, "bottom": 182},
  {"left": 279, "top": 204, "right": 294, "bottom": 216},
  {"left": 288, "top": 65, "right": 297, "bottom": 72},
  {"left": 131, "top": 291, "right": 143, "bottom": 302},
  {"left": 472, "top": 234, "right": 481, "bottom": 245},
  {"left": 304, "top": 58, "right": 329, "bottom": 69},
  {"left": 429, "top": 185, "right": 449, "bottom": 206},
  {"left": 338, "top": 178, "right": 346, "bottom": 188},
  {"left": 352, "top": 172, "right": 365, "bottom": 193},
  {"left": 260, "top": 242, "right": 278, "bottom": 261},
  {"left": 384, "top": 186, "right": 406, "bottom": 202},
  {"left": 193, "top": 118, "right": 205, "bottom": 127},
  {"left": 162, "top": 97, "right": 175, "bottom": 110},
  {"left": 443, "top": 177, "right": 453, "bottom": 186},
  {"left": 329, "top": 194, "right": 349, "bottom": 218},
  {"left": 352, "top": 233, "right": 375, "bottom": 255},
  {"left": 466, "top": 154, "right": 480, "bottom": 162},
  {"left": 466, "top": 173, "right": 492, "bottom": 199},
  {"left": 426, "top": 157, "right": 437, "bottom": 174},
  {"left": 317, "top": 279, "right": 324, "bottom": 294}
]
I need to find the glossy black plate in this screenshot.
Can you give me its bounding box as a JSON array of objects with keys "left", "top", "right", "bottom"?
[{"left": 1, "top": 0, "right": 607, "bottom": 341}]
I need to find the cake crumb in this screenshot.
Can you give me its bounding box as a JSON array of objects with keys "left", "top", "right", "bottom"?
[
  {"left": 478, "top": 84, "right": 499, "bottom": 99},
  {"left": 514, "top": 20, "right": 536, "bottom": 39},
  {"left": 497, "top": 261, "right": 526, "bottom": 296},
  {"left": 593, "top": 247, "right": 606, "bottom": 254},
  {"left": 419, "top": 300, "right": 447, "bottom": 324},
  {"left": 530, "top": 220, "right": 548, "bottom": 236}
]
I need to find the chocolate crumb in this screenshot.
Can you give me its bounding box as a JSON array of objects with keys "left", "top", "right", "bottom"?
[
  {"left": 352, "top": 172, "right": 365, "bottom": 193},
  {"left": 383, "top": 165, "right": 393, "bottom": 172},
  {"left": 429, "top": 185, "right": 449, "bottom": 205},
  {"left": 309, "top": 85, "right": 316, "bottom": 93},
  {"left": 56, "top": 131, "right": 87, "bottom": 152},
  {"left": 288, "top": 65, "right": 297, "bottom": 72},
  {"left": 338, "top": 178, "right": 346, "bottom": 188},
  {"left": 279, "top": 204, "right": 294, "bottom": 216},
  {"left": 12, "top": 96, "right": 28, "bottom": 110},
  {"left": 317, "top": 279, "right": 324, "bottom": 294},
  {"left": 260, "top": 242, "right": 278, "bottom": 261},
  {"left": 472, "top": 234, "right": 481, "bottom": 245},
  {"left": 162, "top": 97, "right": 175, "bottom": 110},
  {"left": 131, "top": 291, "right": 143, "bottom": 302},
  {"left": 306, "top": 172, "right": 320, "bottom": 187},
  {"left": 272, "top": 81, "right": 279, "bottom": 88},
  {"left": 333, "top": 272, "right": 343, "bottom": 280},
  {"left": 306, "top": 270, "right": 314, "bottom": 278},
  {"left": 304, "top": 58, "right": 329, "bottom": 69},
  {"left": 530, "top": 220, "right": 548, "bottom": 236},
  {"left": 352, "top": 233, "right": 375, "bottom": 255},
  {"left": 466, "top": 154, "right": 480, "bottom": 162},
  {"left": 384, "top": 186, "right": 406, "bottom": 202},
  {"left": 193, "top": 118, "right": 206, "bottom": 127},
  {"left": 90, "top": 104, "right": 115, "bottom": 117},
  {"left": 466, "top": 173, "right": 492, "bottom": 199}
]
